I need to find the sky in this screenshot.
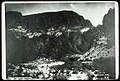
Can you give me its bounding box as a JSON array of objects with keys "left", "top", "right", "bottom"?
[{"left": 5, "top": 2, "right": 115, "bottom": 26}]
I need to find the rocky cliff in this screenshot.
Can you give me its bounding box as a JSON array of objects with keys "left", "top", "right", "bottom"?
[
  {"left": 6, "top": 10, "right": 93, "bottom": 63},
  {"left": 6, "top": 8, "right": 115, "bottom": 63}
]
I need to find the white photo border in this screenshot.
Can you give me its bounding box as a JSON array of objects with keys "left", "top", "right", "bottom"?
[{"left": 2, "top": 1, "right": 119, "bottom": 80}]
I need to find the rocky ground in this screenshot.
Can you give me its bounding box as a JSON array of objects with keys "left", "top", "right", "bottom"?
[{"left": 7, "top": 56, "right": 112, "bottom": 80}]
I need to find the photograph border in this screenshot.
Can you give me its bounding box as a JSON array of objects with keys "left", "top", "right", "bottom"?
[{"left": 2, "top": 1, "right": 119, "bottom": 80}]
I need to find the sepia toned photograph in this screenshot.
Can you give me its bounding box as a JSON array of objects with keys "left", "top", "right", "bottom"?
[{"left": 2, "top": 1, "right": 119, "bottom": 80}]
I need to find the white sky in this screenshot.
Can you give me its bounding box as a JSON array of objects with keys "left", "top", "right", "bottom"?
[{"left": 5, "top": 2, "right": 115, "bottom": 26}]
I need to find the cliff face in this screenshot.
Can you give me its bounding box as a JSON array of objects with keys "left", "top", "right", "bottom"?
[
  {"left": 82, "top": 8, "right": 115, "bottom": 79},
  {"left": 102, "top": 8, "right": 115, "bottom": 47},
  {"left": 6, "top": 8, "right": 115, "bottom": 63},
  {"left": 6, "top": 11, "right": 93, "bottom": 30},
  {"left": 6, "top": 10, "right": 93, "bottom": 63},
  {"left": 23, "top": 11, "right": 92, "bottom": 29}
]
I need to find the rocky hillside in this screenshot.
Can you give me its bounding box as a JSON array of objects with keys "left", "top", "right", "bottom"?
[
  {"left": 6, "top": 10, "right": 93, "bottom": 63},
  {"left": 82, "top": 8, "right": 115, "bottom": 79},
  {"left": 6, "top": 8, "right": 115, "bottom": 64},
  {"left": 83, "top": 8, "right": 115, "bottom": 57}
]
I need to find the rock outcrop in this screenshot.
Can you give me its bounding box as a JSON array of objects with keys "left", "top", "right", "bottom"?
[{"left": 6, "top": 8, "right": 115, "bottom": 63}]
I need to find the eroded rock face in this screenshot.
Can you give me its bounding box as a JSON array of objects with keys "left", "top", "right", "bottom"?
[
  {"left": 6, "top": 8, "right": 115, "bottom": 63},
  {"left": 102, "top": 8, "right": 115, "bottom": 47},
  {"left": 6, "top": 10, "right": 93, "bottom": 63},
  {"left": 22, "top": 11, "right": 93, "bottom": 30}
]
